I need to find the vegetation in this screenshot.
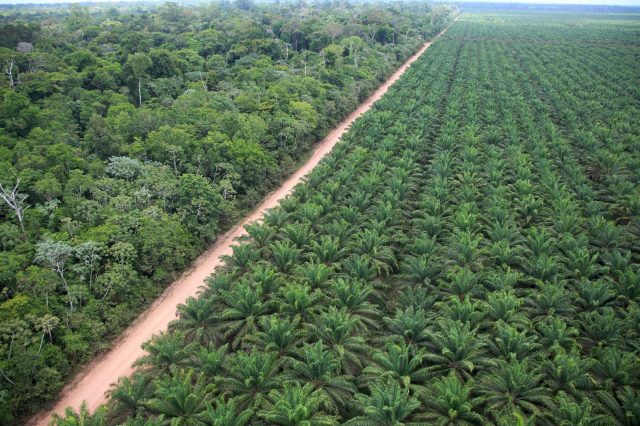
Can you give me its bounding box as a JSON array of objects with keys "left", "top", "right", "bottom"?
[
  {"left": 5, "top": 2, "right": 640, "bottom": 425},
  {"left": 0, "top": 1, "right": 457, "bottom": 421},
  {"left": 61, "top": 10, "right": 637, "bottom": 425}
]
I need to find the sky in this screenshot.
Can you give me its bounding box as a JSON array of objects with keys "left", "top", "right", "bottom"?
[
  {"left": 1, "top": 0, "right": 640, "bottom": 7},
  {"left": 452, "top": 0, "right": 640, "bottom": 5}
]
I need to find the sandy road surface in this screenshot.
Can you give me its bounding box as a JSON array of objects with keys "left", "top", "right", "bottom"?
[{"left": 29, "top": 23, "right": 453, "bottom": 426}]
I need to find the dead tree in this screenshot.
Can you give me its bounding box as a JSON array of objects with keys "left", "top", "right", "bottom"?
[
  {"left": 3, "top": 60, "right": 16, "bottom": 89},
  {"left": 0, "top": 176, "right": 29, "bottom": 236}
]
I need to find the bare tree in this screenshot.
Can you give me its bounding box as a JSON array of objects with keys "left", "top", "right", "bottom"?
[
  {"left": 3, "top": 59, "right": 16, "bottom": 89},
  {"left": 35, "top": 239, "right": 75, "bottom": 311},
  {"left": 0, "top": 175, "right": 29, "bottom": 236},
  {"left": 16, "top": 42, "right": 34, "bottom": 53},
  {"left": 324, "top": 21, "right": 343, "bottom": 42}
]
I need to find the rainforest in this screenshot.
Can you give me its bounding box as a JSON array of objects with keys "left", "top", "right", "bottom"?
[{"left": 1, "top": 2, "right": 640, "bottom": 425}]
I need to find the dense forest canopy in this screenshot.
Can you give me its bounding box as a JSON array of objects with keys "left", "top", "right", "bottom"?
[
  {"left": 45, "top": 10, "right": 639, "bottom": 426},
  {"left": 0, "top": 1, "right": 457, "bottom": 422}
]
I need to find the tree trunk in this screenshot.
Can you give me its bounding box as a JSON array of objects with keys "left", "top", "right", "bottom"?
[
  {"left": 16, "top": 209, "right": 26, "bottom": 236},
  {"left": 31, "top": 332, "right": 45, "bottom": 375},
  {"left": 0, "top": 368, "right": 14, "bottom": 385},
  {"left": 138, "top": 77, "right": 142, "bottom": 107},
  {"left": 7, "top": 335, "right": 14, "bottom": 360},
  {"left": 59, "top": 273, "right": 74, "bottom": 311}
]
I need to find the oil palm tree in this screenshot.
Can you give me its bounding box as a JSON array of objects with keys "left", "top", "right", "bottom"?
[
  {"left": 347, "top": 188, "right": 373, "bottom": 211},
  {"left": 296, "top": 261, "right": 333, "bottom": 289},
  {"left": 401, "top": 252, "right": 442, "bottom": 285},
  {"left": 418, "top": 373, "right": 484, "bottom": 425},
  {"left": 483, "top": 268, "right": 522, "bottom": 292},
  {"left": 408, "top": 234, "right": 440, "bottom": 258},
  {"left": 270, "top": 240, "right": 302, "bottom": 274},
  {"left": 279, "top": 282, "right": 324, "bottom": 323},
  {"left": 573, "top": 278, "right": 614, "bottom": 313},
  {"left": 442, "top": 295, "right": 486, "bottom": 326},
  {"left": 536, "top": 318, "right": 579, "bottom": 358},
  {"left": 202, "top": 399, "right": 253, "bottom": 426},
  {"left": 333, "top": 203, "right": 361, "bottom": 227},
  {"left": 613, "top": 268, "right": 640, "bottom": 305},
  {"left": 489, "top": 240, "right": 523, "bottom": 269},
  {"left": 218, "top": 350, "right": 283, "bottom": 410},
  {"left": 561, "top": 246, "right": 602, "bottom": 280},
  {"left": 171, "top": 296, "right": 218, "bottom": 346},
  {"left": 282, "top": 222, "right": 314, "bottom": 249},
  {"left": 587, "top": 216, "right": 623, "bottom": 251},
  {"left": 341, "top": 255, "right": 377, "bottom": 281},
  {"left": 136, "top": 332, "right": 192, "bottom": 375},
  {"left": 362, "top": 340, "right": 429, "bottom": 390},
  {"left": 287, "top": 341, "right": 356, "bottom": 413},
  {"left": 310, "top": 235, "right": 347, "bottom": 265},
  {"left": 549, "top": 391, "right": 609, "bottom": 426},
  {"left": 220, "top": 243, "right": 260, "bottom": 274},
  {"left": 352, "top": 229, "right": 398, "bottom": 275},
  {"left": 488, "top": 322, "right": 539, "bottom": 361},
  {"left": 579, "top": 307, "right": 622, "bottom": 349},
  {"left": 394, "top": 284, "right": 438, "bottom": 312},
  {"left": 447, "top": 230, "right": 483, "bottom": 270},
  {"left": 485, "top": 219, "right": 521, "bottom": 247},
  {"left": 478, "top": 358, "right": 552, "bottom": 419},
  {"left": 315, "top": 307, "right": 369, "bottom": 375},
  {"left": 258, "top": 383, "right": 338, "bottom": 425},
  {"left": 263, "top": 207, "right": 289, "bottom": 228},
  {"left": 344, "top": 379, "right": 420, "bottom": 426},
  {"left": 329, "top": 278, "right": 381, "bottom": 330},
  {"left": 590, "top": 346, "right": 639, "bottom": 390},
  {"left": 189, "top": 343, "right": 227, "bottom": 378},
  {"left": 215, "top": 282, "right": 271, "bottom": 349},
  {"left": 372, "top": 200, "right": 403, "bottom": 228},
  {"left": 204, "top": 273, "right": 233, "bottom": 294},
  {"left": 319, "top": 220, "right": 355, "bottom": 247},
  {"left": 109, "top": 373, "right": 151, "bottom": 420},
  {"left": 525, "top": 253, "right": 561, "bottom": 282},
  {"left": 443, "top": 266, "right": 483, "bottom": 301},
  {"left": 425, "top": 320, "right": 490, "bottom": 380},
  {"left": 415, "top": 214, "right": 446, "bottom": 240},
  {"left": 250, "top": 264, "right": 280, "bottom": 296},
  {"left": 251, "top": 316, "right": 303, "bottom": 360},
  {"left": 243, "top": 222, "right": 275, "bottom": 250},
  {"left": 145, "top": 369, "right": 214, "bottom": 426},
  {"left": 51, "top": 402, "right": 107, "bottom": 426},
  {"left": 484, "top": 291, "right": 529, "bottom": 329},
  {"left": 595, "top": 386, "right": 640, "bottom": 426},
  {"left": 120, "top": 414, "right": 164, "bottom": 425},
  {"left": 383, "top": 306, "right": 431, "bottom": 347},
  {"left": 542, "top": 350, "right": 595, "bottom": 397},
  {"left": 524, "top": 282, "right": 574, "bottom": 321},
  {"left": 296, "top": 203, "right": 325, "bottom": 228}
]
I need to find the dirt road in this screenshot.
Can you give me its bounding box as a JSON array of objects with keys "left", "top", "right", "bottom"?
[{"left": 29, "top": 23, "right": 453, "bottom": 426}]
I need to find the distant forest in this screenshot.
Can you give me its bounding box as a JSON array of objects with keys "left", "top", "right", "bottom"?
[{"left": 455, "top": 1, "right": 640, "bottom": 13}]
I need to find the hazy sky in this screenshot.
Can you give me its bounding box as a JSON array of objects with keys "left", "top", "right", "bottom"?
[
  {"left": 1, "top": 0, "right": 640, "bottom": 7},
  {"left": 455, "top": 0, "right": 640, "bottom": 5}
]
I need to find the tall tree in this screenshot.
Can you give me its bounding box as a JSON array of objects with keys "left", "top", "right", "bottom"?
[{"left": 127, "top": 52, "right": 152, "bottom": 107}]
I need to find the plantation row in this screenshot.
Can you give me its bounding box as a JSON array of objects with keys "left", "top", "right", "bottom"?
[{"left": 67, "top": 13, "right": 640, "bottom": 425}]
